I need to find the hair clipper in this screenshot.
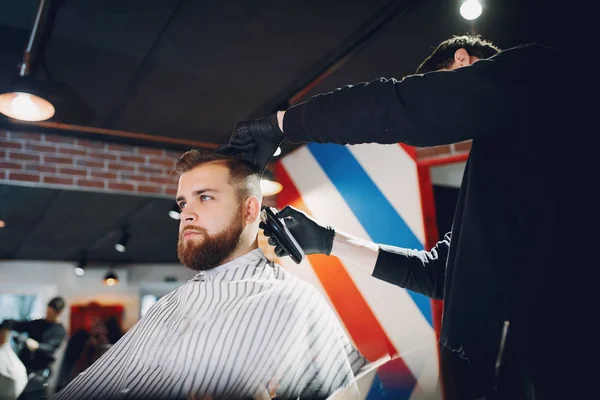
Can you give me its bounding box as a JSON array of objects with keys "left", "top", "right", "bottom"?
[{"left": 260, "top": 206, "right": 305, "bottom": 264}]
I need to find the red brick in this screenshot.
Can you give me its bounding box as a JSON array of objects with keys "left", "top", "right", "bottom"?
[
  {"left": 10, "top": 132, "right": 43, "bottom": 141},
  {"left": 165, "top": 150, "right": 184, "bottom": 159},
  {"left": 108, "top": 143, "right": 135, "bottom": 153},
  {"left": 138, "top": 165, "right": 167, "bottom": 174},
  {"left": 416, "top": 145, "right": 452, "bottom": 158},
  {"left": 8, "top": 172, "right": 39, "bottom": 182},
  {"left": 87, "top": 152, "right": 118, "bottom": 161},
  {"left": 151, "top": 158, "right": 176, "bottom": 169},
  {"left": 25, "top": 143, "right": 56, "bottom": 153},
  {"left": 107, "top": 162, "right": 134, "bottom": 172},
  {"left": 0, "top": 162, "right": 22, "bottom": 170},
  {"left": 164, "top": 185, "right": 178, "bottom": 196},
  {"left": 44, "top": 134, "right": 76, "bottom": 144},
  {"left": 0, "top": 149, "right": 5, "bottom": 158},
  {"left": 90, "top": 171, "right": 117, "bottom": 180},
  {"left": 77, "top": 179, "right": 104, "bottom": 189},
  {"left": 76, "top": 159, "right": 105, "bottom": 169},
  {"left": 44, "top": 155, "right": 73, "bottom": 165},
  {"left": 120, "top": 155, "right": 145, "bottom": 163},
  {"left": 58, "top": 167, "right": 87, "bottom": 176},
  {"left": 148, "top": 176, "right": 177, "bottom": 185},
  {"left": 137, "top": 147, "right": 164, "bottom": 156},
  {"left": 137, "top": 184, "right": 162, "bottom": 194},
  {"left": 0, "top": 140, "right": 22, "bottom": 150},
  {"left": 119, "top": 173, "right": 148, "bottom": 182},
  {"left": 454, "top": 140, "right": 472, "bottom": 153},
  {"left": 25, "top": 164, "right": 55, "bottom": 173},
  {"left": 8, "top": 152, "right": 40, "bottom": 162},
  {"left": 43, "top": 176, "right": 73, "bottom": 185},
  {"left": 108, "top": 182, "right": 135, "bottom": 191},
  {"left": 59, "top": 146, "right": 87, "bottom": 156},
  {"left": 75, "top": 139, "right": 105, "bottom": 149}
]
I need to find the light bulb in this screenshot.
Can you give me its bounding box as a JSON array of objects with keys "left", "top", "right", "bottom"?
[
  {"left": 74, "top": 267, "right": 85, "bottom": 276},
  {"left": 460, "top": 0, "right": 482, "bottom": 20},
  {"left": 106, "top": 278, "right": 116, "bottom": 286},
  {"left": 115, "top": 243, "right": 126, "bottom": 253},
  {"left": 168, "top": 210, "right": 180, "bottom": 220},
  {"left": 261, "top": 179, "right": 283, "bottom": 196},
  {"left": 12, "top": 93, "right": 41, "bottom": 120}
]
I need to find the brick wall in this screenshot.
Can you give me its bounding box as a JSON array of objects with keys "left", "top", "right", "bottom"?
[
  {"left": 1, "top": 129, "right": 472, "bottom": 198},
  {"left": 416, "top": 140, "right": 472, "bottom": 162},
  {"left": 1, "top": 130, "right": 184, "bottom": 198}
]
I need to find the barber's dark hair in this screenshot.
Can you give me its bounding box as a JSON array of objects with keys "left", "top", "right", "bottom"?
[
  {"left": 48, "top": 296, "right": 65, "bottom": 313},
  {"left": 174, "top": 149, "right": 261, "bottom": 200},
  {"left": 416, "top": 34, "right": 501, "bottom": 74}
]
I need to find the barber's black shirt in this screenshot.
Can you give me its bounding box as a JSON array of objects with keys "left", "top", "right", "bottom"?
[
  {"left": 13, "top": 319, "right": 66, "bottom": 372},
  {"left": 283, "top": 43, "right": 585, "bottom": 399}
]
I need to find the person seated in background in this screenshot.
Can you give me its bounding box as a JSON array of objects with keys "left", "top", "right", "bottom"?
[
  {"left": 54, "top": 149, "right": 368, "bottom": 400},
  {"left": 3, "top": 297, "right": 67, "bottom": 399},
  {"left": 0, "top": 320, "right": 28, "bottom": 400}
]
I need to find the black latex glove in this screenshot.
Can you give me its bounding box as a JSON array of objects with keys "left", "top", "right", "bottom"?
[
  {"left": 219, "top": 113, "right": 284, "bottom": 174},
  {"left": 260, "top": 205, "right": 335, "bottom": 257}
]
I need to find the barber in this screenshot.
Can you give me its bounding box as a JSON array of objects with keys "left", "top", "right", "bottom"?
[{"left": 220, "top": 34, "right": 580, "bottom": 400}]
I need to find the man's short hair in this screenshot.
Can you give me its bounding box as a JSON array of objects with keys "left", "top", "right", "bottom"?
[
  {"left": 48, "top": 297, "right": 65, "bottom": 313},
  {"left": 174, "top": 149, "right": 262, "bottom": 201},
  {"left": 416, "top": 34, "right": 501, "bottom": 74}
]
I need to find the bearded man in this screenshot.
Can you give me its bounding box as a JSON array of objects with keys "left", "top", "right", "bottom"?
[{"left": 53, "top": 150, "right": 367, "bottom": 400}]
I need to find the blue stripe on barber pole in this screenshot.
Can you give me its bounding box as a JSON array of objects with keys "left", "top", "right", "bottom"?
[{"left": 307, "top": 142, "right": 433, "bottom": 326}]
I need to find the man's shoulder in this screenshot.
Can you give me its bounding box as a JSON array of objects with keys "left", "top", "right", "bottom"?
[{"left": 270, "top": 263, "right": 328, "bottom": 302}]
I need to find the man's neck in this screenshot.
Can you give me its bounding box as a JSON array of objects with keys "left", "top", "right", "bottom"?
[{"left": 218, "top": 237, "right": 259, "bottom": 266}]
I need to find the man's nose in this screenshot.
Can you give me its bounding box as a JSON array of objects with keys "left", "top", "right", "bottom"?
[{"left": 180, "top": 208, "right": 199, "bottom": 223}]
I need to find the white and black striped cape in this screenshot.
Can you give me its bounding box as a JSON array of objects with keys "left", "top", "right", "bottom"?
[{"left": 53, "top": 249, "right": 367, "bottom": 400}]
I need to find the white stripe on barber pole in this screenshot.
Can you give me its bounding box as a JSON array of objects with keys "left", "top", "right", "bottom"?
[{"left": 347, "top": 144, "right": 425, "bottom": 246}]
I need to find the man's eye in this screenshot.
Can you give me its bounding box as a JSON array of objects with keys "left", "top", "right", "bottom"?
[
  {"left": 178, "top": 202, "right": 186, "bottom": 210},
  {"left": 200, "top": 195, "right": 212, "bottom": 202}
]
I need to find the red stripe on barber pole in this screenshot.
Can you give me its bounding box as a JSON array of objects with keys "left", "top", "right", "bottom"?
[
  {"left": 416, "top": 161, "right": 444, "bottom": 341},
  {"left": 274, "top": 161, "right": 398, "bottom": 361}
]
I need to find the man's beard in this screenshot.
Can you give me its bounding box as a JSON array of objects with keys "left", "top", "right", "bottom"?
[{"left": 177, "top": 208, "right": 245, "bottom": 271}]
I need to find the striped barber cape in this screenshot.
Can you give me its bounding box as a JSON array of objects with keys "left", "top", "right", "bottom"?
[{"left": 53, "top": 248, "right": 367, "bottom": 400}]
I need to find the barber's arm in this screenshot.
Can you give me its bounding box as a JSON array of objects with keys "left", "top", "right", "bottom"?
[
  {"left": 35, "top": 325, "right": 66, "bottom": 357},
  {"left": 23, "top": 325, "right": 65, "bottom": 357},
  {"left": 263, "top": 206, "right": 449, "bottom": 299},
  {"left": 224, "top": 44, "right": 553, "bottom": 171},
  {"left": 280, "top": 44, "right": 552, "bottom": 147}
]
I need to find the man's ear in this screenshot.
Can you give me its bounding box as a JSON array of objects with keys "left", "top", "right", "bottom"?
[
  {"left": 243, "top": 196, "right": 261, "bottom": 225},
  {"left": 453, "top": 48, "right": 471, "bottom": 67}
]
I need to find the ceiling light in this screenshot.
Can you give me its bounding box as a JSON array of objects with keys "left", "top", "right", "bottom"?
[
  {"left": 460, "top": 0, "right": 482, "bottom": 20},
  {"left": 0, "top": 212, "right": 5, "bottom": 228},
  {"left": 261, "top": 169, "right": 283, "bottom": 197},
  {"left": 0, "top": 0, "right": 56, "bottom": 121},
  {"left": 168, "top": 204, "right": 180, "bottom": 220},
  {"left": 273, "top": 146, "right": 282, "bottom": 157},
  {"left": 103, "top": 270, "right": 119, "bottom": 286},
  {"left": 0, "top": 86, "right": 55, "bottom": 122},
  {"left": 115, "top": 228, "right": 130, "bottom": 253},
  {"left": 74, "top": 253, "right": 87, "bottom": 276}
]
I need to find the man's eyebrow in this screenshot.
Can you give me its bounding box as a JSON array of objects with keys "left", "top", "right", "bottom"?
[{"left": 175, "top": 188, "right": 218, "bottom": 203}]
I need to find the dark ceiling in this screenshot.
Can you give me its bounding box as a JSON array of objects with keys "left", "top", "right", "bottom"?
[
  {"left": 0, "top": 183, "right": 180, "bottom": 263},
  {"left": 0, "top": 0, "right": 562, "bottom": 265}
]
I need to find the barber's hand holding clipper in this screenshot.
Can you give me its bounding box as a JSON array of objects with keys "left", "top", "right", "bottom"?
[{"left": 260, "top": 206, "right": 335, "bottom": 257}]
